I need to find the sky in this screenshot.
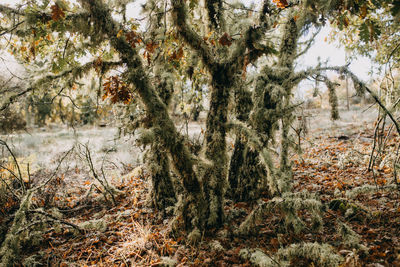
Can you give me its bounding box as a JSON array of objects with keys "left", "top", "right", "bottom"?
[{"left": 0, "top": 0, "right": 374, "bottom": 83}]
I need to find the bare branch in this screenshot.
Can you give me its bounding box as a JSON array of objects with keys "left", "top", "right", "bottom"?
[
  {"left": 296, "top": 28, "right": 321, "bottom": 59},
  {"left": 0, "top": 4, "right": 24, "bottom": 16},
  {"left": 0, "top": 139, "right": 25, "bottom": 193}
]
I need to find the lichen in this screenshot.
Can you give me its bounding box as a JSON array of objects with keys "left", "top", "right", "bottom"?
[
  {"left": 209, "top": 240, "right": 224, "bottom": 252},
  {"left": 345, "top": 184, "right": 397, "bottom": 199},
  {"left": 187, "top": 227, "right": 201, "bottom": 245},
  {"left": 237, "top": 191, "right": 323, "bottom": 236},
  {"left": 277, "top": 242, "right": 343, "bottom": 267},
  {"left": 239, "top": 248, "right": 279, "bottom": 267},
  {"left": 78, "top": 218, "right": 108, "bottom": 232},
  {"left": 159, "top": 256, "right": 177, "bottom": 267}
]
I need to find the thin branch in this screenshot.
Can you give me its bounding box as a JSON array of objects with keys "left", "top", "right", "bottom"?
[
  {"left": 296, "top": 28, "right": 321, "bottom": 58},
  {"left": 338, "top": 68, "right": 400, "bottom": 136},
  {"left": 0, "top": 20, "right": 24, "bottom": 37},
  {"left": 0, "top": 139, "right": 25, "bottom": 193},
  {"left": 38, "top": 147, "right": 73, "bottom": 189},
  {"left": 0, "top": 4, "right": 24, "bottom": 16},
  {"left": 82, "top": 143, "right": 116, "bottom": 205},
  {"left": 27, "top": 209, "right": 84, "bottom": 233},
  {"left": 0, "top": 60, "right": 122, "bottom": 112},
  {"left": 0, "top": 173, "right": 20, "bottom": 200}
]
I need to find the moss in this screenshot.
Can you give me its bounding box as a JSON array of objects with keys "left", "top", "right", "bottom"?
[
  {"left": 0, "top": 189, "right": 34, "bottom": 266},
  {"left": 326, "top": 79, "right": 340, "bottom": 120},
  {"left": 79, "top": 218, "right": 108, "bottom": 232},
  {"left": 277, "top": 242, "right": 343, "bottom": 267},
  {"left": 187, "top": 227, "right": 201, "bottom": 245},
  {"left": 146, "top": 142, "right": 176, "bottom": 211},
  {"left": 209, "top": 240, "right": 224, "bottom": 252},
  {"left": 239, "top": 248, "right": 279, "bottom": 267},
  {"left": 22, "top": 254, "right": 42, "bottom": 267},
  {"left": 228, "top": 137, "right": 268, "bottom": 201},
  {"left": 345, "top": 184, "right": 397, "bottom": 199},
  {"left": 238, "top": 191, "right": 323, "bottom": 236},
  {"left": 159, "top": 257, "right": 177, "bottom": 267},
  {"left": 337, "top": 221, "right": 363, "bottom": 249},
  {"left": 205, "top": 0, "right": 225, "bottom": 30}
]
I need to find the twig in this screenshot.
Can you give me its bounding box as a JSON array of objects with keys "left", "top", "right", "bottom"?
[
  {"left": 0, "top": 139, "right": 25, "bottom": 193},
  {"left": 27, "top": 209, "right": 84, "bottom": 233},
  {"left": 0, "top": 173, "right": 20, "bottom": 200},
  {"left": 39, "top": 147, "right": 74, "bottom": 189},
  {"left": 82, "top": 143, "right": 116, "bottom": 205}
]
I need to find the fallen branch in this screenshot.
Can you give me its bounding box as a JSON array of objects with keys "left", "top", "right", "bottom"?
[{"left": 27, "top": 209, "right": 84, "bottom": 234}]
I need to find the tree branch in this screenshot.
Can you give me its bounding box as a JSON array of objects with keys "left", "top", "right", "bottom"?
[
  {"left": 80, "top": 0, "right": 206, "bottom": 225},
  {"left": 228, "top": 0, "right": 273, "bottom": 68},
  {"left": 296, "top": 28, "right": 321, "bottom": 59},
  {"left": 0, "top": 60, "right": 122, "bottom": 111},
  {"left": 171, "top": 0, "right": 217, "bottom": 70},
  {"left": 0, "top": 4, "right": 24, "bottom": 16},
  {"left": 205, "top": 0, "right": 225, "bottom": 30}
]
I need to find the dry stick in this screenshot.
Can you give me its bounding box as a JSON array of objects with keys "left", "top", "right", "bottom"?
[
  {"left": 394, "top": 143, "right": 400, "bottom": 186},
  {"left": 27, "top": 210, "right": 83, "bottom": 233},
  {"left": 41, "top": 147, "right": 74, "bottom": 188},
  {"left": 368, "top": 118, "right": 381, "bottom": 189},
  {"left": 83, "top": 144, "right": 116, "bottom": 205},
  {"left": 368, "top": 117, "right": 383, "bottom": 171},
  {"left": 0, "top": 173, "right": 20, "bottom": 200},
  {"left": 382, "top": 123, "right": 394, "bottom": 153},
  {"left": 0, "top": 139, "right": 25, "bottom": 193},
  {"left": 364, "top": 85, "right": 400, "bottom": 135},
  {"left": 0, "top": 164, "right": 20, "bottom": 181},
  {"left": 27, "top": 163, "right": 31, "bottom": 188}
]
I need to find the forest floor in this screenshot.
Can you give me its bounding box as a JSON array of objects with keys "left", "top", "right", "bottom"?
[{"left": 1, "top": 107, "right": 400, "bottom": 266}]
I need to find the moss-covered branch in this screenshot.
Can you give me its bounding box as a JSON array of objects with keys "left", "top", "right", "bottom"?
[
  {"left": 0, "top": 60, "right": 122, "bottom": 112},
  {"left": 80, "top": 0, "right": 206, "bottom": 230},
  {"left": 228, "top": 0, "right": 273, "bottom": 69},
  {"left": 171, "top": 0, "right": 216, "bottom": 70},
  {"left": 205, "top": 0, "right": 225, "bottom": 30},
  {"left": 0, "top": 4, "right": 24, "bottom": 16}
]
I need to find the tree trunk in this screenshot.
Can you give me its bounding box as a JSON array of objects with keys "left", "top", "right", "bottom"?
[
  {"left": 228, "top": 137, "right": 268, "bottom": 201},
  {"left": 148, "top": 142, "right": 176, "bottom": 212},
  {"left": 202, "top": 66, "right": 231, "bottom": 227},
  {"left": 228, "top": 84, "right": 268, "bottom": 201},
  {"left": 203, "top": 87, "right": 228, "bottom": 227}
]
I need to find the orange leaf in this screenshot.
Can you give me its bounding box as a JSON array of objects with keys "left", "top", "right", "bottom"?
[
  {"left": 51, "top": 4, "right": 65, "bottom": 21},
  {"left": 219, "top": 32, "right": 232, "bottom": 46},
  {"left": 273, "top": 0, "right": 288, "bottom": 8}
]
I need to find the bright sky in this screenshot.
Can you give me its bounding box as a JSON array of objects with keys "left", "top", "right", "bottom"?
[{"left": 0, "top": 0, "right": 374, "bottom": 82}]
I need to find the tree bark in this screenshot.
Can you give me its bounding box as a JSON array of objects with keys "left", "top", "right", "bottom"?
[
  {"left": 203, "top": 67, "right": 231, "bottom": 227},
  {"left": 148, "top": 143, "right": 176, "bottom": 212}
]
